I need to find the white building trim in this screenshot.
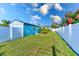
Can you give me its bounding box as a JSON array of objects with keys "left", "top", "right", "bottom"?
[
  {"left": 10, "top": 26, "right": 13, "bottom": 39},
  {"left": 22, "top": 24, "right": 24, "bottom": 37},
  {"left": 9, "top": 20, "right": 24, "bottom": 39}
]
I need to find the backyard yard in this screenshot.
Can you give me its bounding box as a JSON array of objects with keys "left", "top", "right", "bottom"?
[{"left": 0, "top": 31, "right": 76, "bottom": 56}]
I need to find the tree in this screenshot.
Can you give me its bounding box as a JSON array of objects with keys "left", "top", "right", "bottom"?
[
  {"left": 60, "top": 10, "right": 79, "bottom": 26},
  {"left": 40, "top": 27, "right": 51, "bottom": 34},
  {"left": 76, "top": 9, "right": 79, "bottom": 14},
  {"left": 59, "top": 18, "right": 68, "bottom": 27},
  {"left": 51, "top": 23, "right": 59, "bottom": 28},
  {"left": 65, "top": 12, "right": 72, "bottom": 18},
  {"left": 67, "top": 18, "right": 72, "bottom": 24},
  {"left": 0, "top": 20, "right": 10, "bottom": 26}
]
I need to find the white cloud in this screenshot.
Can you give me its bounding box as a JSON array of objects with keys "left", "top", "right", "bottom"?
[
  {"left": 50, "top": 15, "right": 61, "bottom": 24},
  {"left": 31, "top": 15, "right": 41, "bottom": 25},
  {"left": 46, "top": 3, "right": 54, "bottom": 9},
  {"left": 10, "top": 3, "right": 16, "bottom": 6},
  {"left": 32, "top": 3, "right": 39, "bottom": 12},
  {"left": 54, "top": 3, "right": 63, "bottom": 11},
  {"left": 32, "top": 3, "right": 38, "bottom": 7},
  {"left": 40, "top": 3, "right": 63, "bottom": 15},
  {"left": 0, "top": 8, "right": 5, "bottom": 14},
  {"left": 25, "top": 8, "right": 31, "bottom": 14},
  {"left": 32, "top": 15, "right": 41, "bottom": 20},
  {"left": 33, "top": 8, "right": 39, "bottom": 12},
  {"left": 31, "top": 3, "right": 63, "bottom": 15},
  {"left": 40, "top": 4, "right": 49, "bottom": 15}
]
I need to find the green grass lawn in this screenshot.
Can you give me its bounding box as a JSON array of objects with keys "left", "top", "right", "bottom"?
[{"left": 0, "top": 32, "right": 76, "bottom": 56}]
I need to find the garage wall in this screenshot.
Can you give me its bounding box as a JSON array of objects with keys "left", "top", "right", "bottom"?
[{"left": 24, "top": 25, "right": 40, "bottom": 36}]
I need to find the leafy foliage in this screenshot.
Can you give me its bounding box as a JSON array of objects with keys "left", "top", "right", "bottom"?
[
  {"left": 40, "top": 27, "right": 51, "bottom": 34},
  {"left": 0, "top": 20, "right": 10, "bottom": 27},
  {"left": 51, "top": 23, "right": 60, "bottom": 28},
  {"left": 60, "top": 9, "right": 79, "bottom": 26}
]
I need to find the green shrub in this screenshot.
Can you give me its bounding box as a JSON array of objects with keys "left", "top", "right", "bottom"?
[
  {"left": 51, "top": 23, "right": 60, "bottom": 28},
  {"left": 40, "top": 28, "right": 51, "bottom": 34}
]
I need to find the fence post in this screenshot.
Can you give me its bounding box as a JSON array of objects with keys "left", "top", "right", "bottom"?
[
  {"left": 69, "top": 24, "right": 72, "bottom": 46},
  {"left": 22, "top": 25, "right": 24, "bottom": 37},
  {"left": 10, "top": 26, "right": 12, "bottom": 40}
]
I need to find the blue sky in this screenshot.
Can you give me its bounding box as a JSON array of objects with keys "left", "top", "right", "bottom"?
[{"left": 0, "top": 3, "right": 79, "bottom": 26}]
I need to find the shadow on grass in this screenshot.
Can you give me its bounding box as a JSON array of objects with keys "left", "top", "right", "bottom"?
[
  {"left": 0, "top": 52, "right": 5, "bottom": 56},
  {"left": 0, "top": 44, "right": 6, "bottom": 56},
  {"left": 0, "top": 44, "right": 5, "bottom": 48},
  {"left": 52, "top": 46, "right": 66, "bottom": 56},
  {"left": 52, "top": 46, "right": 56, "bottom": 56}
]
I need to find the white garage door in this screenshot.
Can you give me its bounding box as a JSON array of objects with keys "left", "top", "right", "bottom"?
[{"left": 12, "top": 27, "right": 22, "bottom": 39}]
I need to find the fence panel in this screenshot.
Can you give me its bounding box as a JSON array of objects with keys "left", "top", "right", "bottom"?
[
  {"left": 0, "top": 27, "right": 10, "bottom": 42},
  {"left": 56, "top": 23, "right": 79, "bottom": 55}
]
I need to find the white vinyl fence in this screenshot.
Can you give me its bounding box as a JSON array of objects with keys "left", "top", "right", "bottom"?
[
  {"left": 56, "top": 23, "right": 79, "bottom": 55},
  {"left": 0, "top": 27, "right": 10, "bottom": 42},
  {"left": 0, "top": 26, "right": 22, "bottom": 42}
]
